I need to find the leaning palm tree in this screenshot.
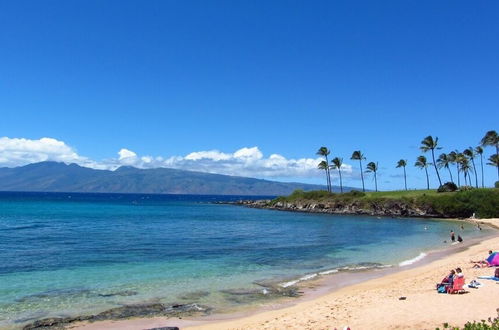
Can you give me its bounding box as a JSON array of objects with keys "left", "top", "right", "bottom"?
[
  {"left": 463, "top": 147, "right": 478, "bottom": 188},
  {"left": 487, "top": 154, "right": 499, "bottom": 181},
  {"left": 415, "top": 155, "right": 431, "bottom": 190},
  {"left": 316, "top": 147, "right": 332, "bottom": 192},
  {"left": 365, "top": 161, "right": 378, "bottom": 192},
  {"left": 475, "top": 146, "right": 484, "bottom": 188},
  {"left": 351, "top": 150, "right": 366, "bottom": 192},
  {"left": 460, "top": 157, "right": 473, "bottom": 187},
  {"left": 436, "top": 153, "right": 453, "bottom": 183},
  {"left": 396, "top": 159, "right": 408, "bottom": 190},
  {"left": 317, "top": 160, "right": 331, "bottom": 191},
  {"left": 480, "top": 130, "right": 499, "bottom": 155},
  {"left": 331, "top": 157, "right": 344, "bottom": 193},
  {"left": 420, "top": 136, "right": 442, "bottom": 187}
]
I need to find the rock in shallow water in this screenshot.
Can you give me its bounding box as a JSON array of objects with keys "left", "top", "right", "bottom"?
[{"left": 22, "top": 303, "right": 211, "bottom": 330}]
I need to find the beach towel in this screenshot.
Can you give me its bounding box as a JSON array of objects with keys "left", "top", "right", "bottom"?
[
  {"left": 486, "top": 252, "right": 499, "bottom": 266},
  {"left": 477, "top": 276, "right": 499, "bottom": 281}
]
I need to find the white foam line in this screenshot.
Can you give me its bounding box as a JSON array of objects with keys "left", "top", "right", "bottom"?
[
  {"left": 319, "top": 269, "right": 339, "bottom": 275},
  {"left": 399, "top": 252, "right": 427, "bottom": 267},
  {"left": 279, "top": 273, "right": 318, "bottom": 288}
]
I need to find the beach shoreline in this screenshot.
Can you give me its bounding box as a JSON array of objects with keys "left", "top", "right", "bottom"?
[{"left": 69, "top": 219, "right": 499, "bottom": 330}]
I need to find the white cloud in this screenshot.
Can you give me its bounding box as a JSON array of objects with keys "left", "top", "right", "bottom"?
[
  {"left": 118, "top": 148, "right": 137, "bottom": 160},
  {"left": 0, "top": 136, "right": 353, "bottom": 179}
]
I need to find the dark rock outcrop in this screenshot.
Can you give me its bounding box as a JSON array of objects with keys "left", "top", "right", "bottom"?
[{"left": 22, "top": 303, "right": 210, "bottom": 330}]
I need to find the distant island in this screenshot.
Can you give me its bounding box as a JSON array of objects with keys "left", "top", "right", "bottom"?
[{"left": 0, "top": 161, "right": 355, "bottom": 196}]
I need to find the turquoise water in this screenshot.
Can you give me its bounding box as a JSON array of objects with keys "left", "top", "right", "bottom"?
[{"left": 0, "top": 192, "right": 490, "bottom": 328}]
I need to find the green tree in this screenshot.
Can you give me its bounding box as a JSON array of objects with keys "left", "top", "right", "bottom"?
[
  {"left": 487, "top": 154, "right": 499, "bottom": 181},
  {"left": 481, "top": 130, "right": 499, "bottom": 181},
  {"left": 396, "top": 159, "right": 408, "bottom": 190},
  {"left": 316, "top": 147, "right": 332, "bottom": 192},
  {"left": 366, "top": 161, "right": 378, "bottom": 192},
  {"left": 436, "top": 153, "right": 453, "bottom": 184},
  {"left": 463, "top": 147, "right": 478, "bottom": 188},
  {"left": 351, "top": 150, "right": 366, "bottom": 192},
  {"left": 454, "top": 152, "right": 467, "bottom": 187},
  {"left": 415, "top": 155, "right": 431, "bottom": 190},
  {"left": 460, "top": 156, "right": 473, "bottom": 187},
  {"left": 475, "top": 146, "right": 484, "bottom": 188},
  {"left": 331, "top": 157, "right": 344, "bottom": 193},
  {"left": 420, "top": 136, "right": 442, "bottom": 187},
  {"left": 480, "top": 130, "right": 499, "bottom": 155},
  {"left": 448, "top": 151, "right": 461, "bottom": 187},
  {"left": 317, "top": 160, "right": 331, "bottom": 192}
]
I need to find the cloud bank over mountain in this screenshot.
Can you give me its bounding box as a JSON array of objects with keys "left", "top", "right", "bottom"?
[{"left": 0, "top": 137, "right": 352, "bottom": 179}]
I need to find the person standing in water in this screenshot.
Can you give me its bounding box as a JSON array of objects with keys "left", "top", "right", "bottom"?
[{"left": 450, "top": 230, "right": 455, "bottom": 242}]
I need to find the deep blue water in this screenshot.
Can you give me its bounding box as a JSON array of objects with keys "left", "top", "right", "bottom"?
[{"left": 0, "top": 192, "right": 490, "bottom": 328}]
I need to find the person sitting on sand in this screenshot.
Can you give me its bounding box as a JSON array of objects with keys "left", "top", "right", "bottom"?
[
  {"left": 437, "top": 269, "right": 455, "bottom": 291},
  {"left": 471, "top": 250, "right": 494, "bottom": 268},
  {"left": 455, "top": 267, "right": 464, "bottom": 278}
]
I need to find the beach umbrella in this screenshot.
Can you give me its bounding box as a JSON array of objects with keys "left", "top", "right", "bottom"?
[{"left": 486, "top": 252, "right": 499, "bottom": 266}]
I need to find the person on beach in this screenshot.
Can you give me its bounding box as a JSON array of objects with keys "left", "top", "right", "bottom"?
[
  {"left": 457, "top": 235, "right": 463, "bottom": 243},
  {"left": 450, "top": 230, "right": 455, "bottom": 242},
  {"left": 455, "top": 267, "right": 464, "bottom": 278},
  {"left": 471, "top": 250, "right": 495, "bottom": 268},
  {"left": 436, "top": 270, "right": 455, "bottom": 292}
]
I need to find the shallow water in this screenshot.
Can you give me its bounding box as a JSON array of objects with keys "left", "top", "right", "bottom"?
[{"left": 0, "top": 192, "right": 491, "bottom": 328}]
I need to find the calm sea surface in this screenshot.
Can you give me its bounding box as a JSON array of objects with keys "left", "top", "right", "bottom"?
[{"left": 0, "top": 192, "right": 491, "bottom": 328}]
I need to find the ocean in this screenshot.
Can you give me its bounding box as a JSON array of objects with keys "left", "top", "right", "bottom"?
[{"left": 0, "top": 192, "right": 491, "bottom": 328}]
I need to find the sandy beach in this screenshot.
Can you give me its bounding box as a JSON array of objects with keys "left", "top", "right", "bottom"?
[{"left": 69, "top": 218, "right": 499, "bottom": 330}]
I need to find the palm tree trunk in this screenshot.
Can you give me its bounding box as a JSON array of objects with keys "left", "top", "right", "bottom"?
[
  {"left": 424, "top": 167, "right": 429, "bottom": 190},
  {"left": 470, "top": 158, "right": 478, "bottom": 188},
  {"left": 431, "top": 149, "right": 442, "bottom": 186},
  {"left": 359, "top": 159, "right": 365, "bottom": 192},
  {"left": 403, "top": 166, "right": 407, "bottom": 190},
  {"left": 338, "top": 169, "right": 343, "bottom": 193},
  {"left": 447, "top": 166, "right": 453, "bottom": 183},
  {"left": 374, "top": 171, "right": 378, "bottom": 192},
  {"left": 324, "top": 155, "right": 331, "bottom": 192},
  {"left": 480, "top": 154, "right": 484, "bottom": 188},
  {"left": 456, "top": 164, "right": 460, "bottom": 187}
]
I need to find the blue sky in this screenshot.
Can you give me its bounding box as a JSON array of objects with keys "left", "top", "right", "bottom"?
[{"left": 0, "top": 1, "right": 498, "bottom": 190}]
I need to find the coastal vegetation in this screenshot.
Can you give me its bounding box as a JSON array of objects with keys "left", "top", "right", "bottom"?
[{"left": 267, "top": 188, "right": 499, "bottom": 219}]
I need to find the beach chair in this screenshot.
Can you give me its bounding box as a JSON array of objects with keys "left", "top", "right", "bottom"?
[{"left": 447, "top": 277, "right": 465, "bottom": 294}]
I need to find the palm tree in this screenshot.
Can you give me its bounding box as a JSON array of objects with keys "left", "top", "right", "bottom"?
[
  {"left": 448, "top": 151, "right": 461, "bottom": 187},
  {"left": 487, "top": 154, "right": 499, "bottom": 181},
  {"left": 316, "top": 147, "right": 332, "bottom": 192},
  {"left": 351, "top": 150, "right": 366, "bottom": 192},
  {"left": 475, "top": 146, "right": 484, "bottom": 188},
  {"left": 415, "top": 155, "right": 431, "bottom": 190},
  {"left": 480, "top": 130, "right": 499, "bottom": 155},
  {"left": 436, "top": 153, "right": 453, "bottom": 183},
  {"left": 365, "top": 161, "right": 378, "bottom": 192},
  {"left": 331, "top": 157, "right": 344, "bottom": 193},
  {"left": 317, "top": 160, "right": 331, "bottom": 191},
  {"left": 420, "top": 136, "right": 442, "bottom": 187},
  {"left": 455, "top": 152, "right": 467, "bottom": 186},
  {"left": 463, "top": 147, "right": 478, "bottom": 188},
  {"left": 460, "top": 157, "right": 473, "bottom": 186},
  {"left": 396, "top": 159, "right": 408, "bottom": 190}
]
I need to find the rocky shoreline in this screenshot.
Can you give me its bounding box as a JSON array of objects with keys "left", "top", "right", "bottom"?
[{"left": 222, "top": 199, "right": 451, "bottom": 218}]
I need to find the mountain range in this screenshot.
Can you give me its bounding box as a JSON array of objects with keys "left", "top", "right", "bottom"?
[{"left": 0, "top": 162, "right": 351, "bottom": 196}]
